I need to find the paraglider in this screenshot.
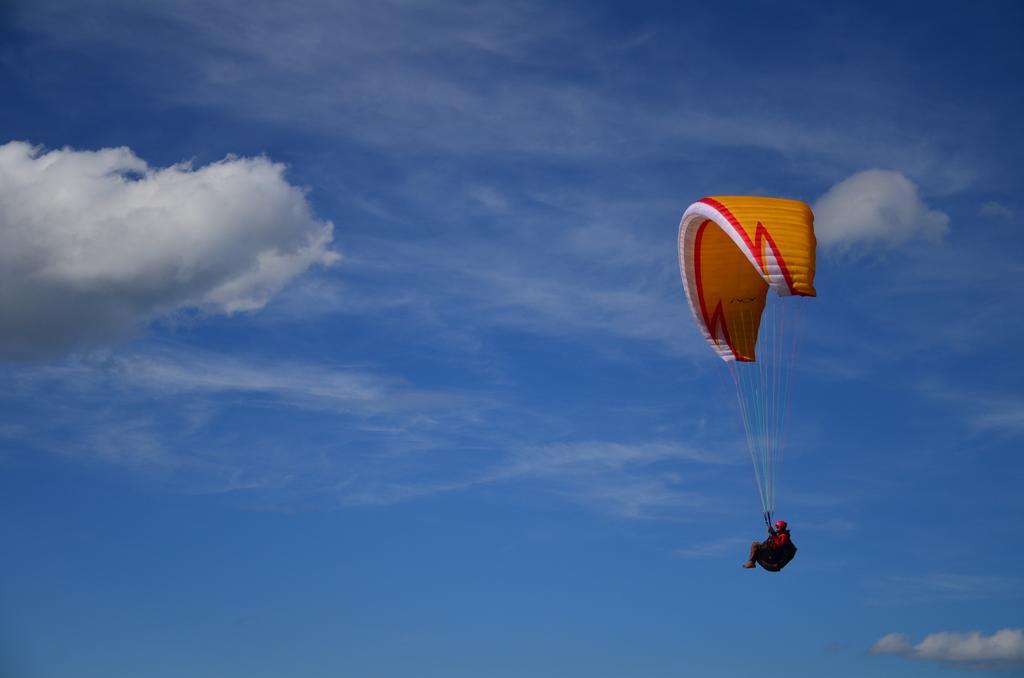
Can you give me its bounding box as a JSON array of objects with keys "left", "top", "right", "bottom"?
[
  {"left": 743, "top": 519, "right": 797, "bottom": 571},
  {"left": 677, "top": 196, "right": 817, "bottom": 572}
]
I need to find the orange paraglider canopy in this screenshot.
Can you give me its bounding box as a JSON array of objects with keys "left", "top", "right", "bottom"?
[{"left": 678, "top": 196, "right": 816, "bottom": 362}]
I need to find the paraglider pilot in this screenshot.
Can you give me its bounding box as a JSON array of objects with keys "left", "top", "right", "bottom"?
[{"left": 742, "top": 519, "right": 796, "bottom": 571}]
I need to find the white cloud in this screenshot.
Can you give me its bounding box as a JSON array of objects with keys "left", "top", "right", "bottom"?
[
  {"left": 0, "top": 141, "right": 338, "bottom": 360},
  {"left": 871, "top": 628, "right": 1024, "bottom": 670},
  {"left": 979, "top": 201, "right": 1014, "bottom": 219},
  {"left": 871, "top": 633, "right": 912, "bottom": 654},
  {"left": 813, "top": 170, "right": 949, "bottom": 251}
]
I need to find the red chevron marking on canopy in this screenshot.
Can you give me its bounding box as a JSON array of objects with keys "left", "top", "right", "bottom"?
[
  {"left": 698, "top": 197, "right": 800, "bottom": 295},
  {"left": 693, "top": 220, "right": 750, "bottom": 361}
]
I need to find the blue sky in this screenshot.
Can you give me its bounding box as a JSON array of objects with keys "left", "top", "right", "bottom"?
[{"left": 1, "top": 1, "right": 1023, "bottom": 676}]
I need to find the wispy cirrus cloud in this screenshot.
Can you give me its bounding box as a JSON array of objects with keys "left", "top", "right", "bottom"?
[
  {"left": 0, "top": 346, "right": 472, "bottom": 478},
  {"left": 2, "top": 348, "right": 731, "bottom": 517},
  {"left": 496, "top": 441, "right": 729, "bottom": 519},
  {"left": 871, "top": 628, "right": 1024, "bottom": 671},
  {"left": 336, "top": 440, "right": 729, "bottom": 519},
  {"left": 972, "top": 404, "right": 1024, "bottom": 433},
  {"left": 90, "top": 349, "right": 448, "bottom": 412},
  {"left": 10, "top": 0, "right": 989, "bottom": 188},
  {"left": 673, "top": 536, "right": 749, "bottom": 559},
  {"left": 918, "top": 380, "right": 1024, "bottom": 436},
  {"left": 305, "top": 182, "right": 704, "bottom": 357},
  {"left": 867, "top": 572, "right": 1024, "bottom": 606}
]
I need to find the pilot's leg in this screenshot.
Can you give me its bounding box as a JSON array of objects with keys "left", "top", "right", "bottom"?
[{"left": 742, "top": 541, "right": 760, "bottom": 568}]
